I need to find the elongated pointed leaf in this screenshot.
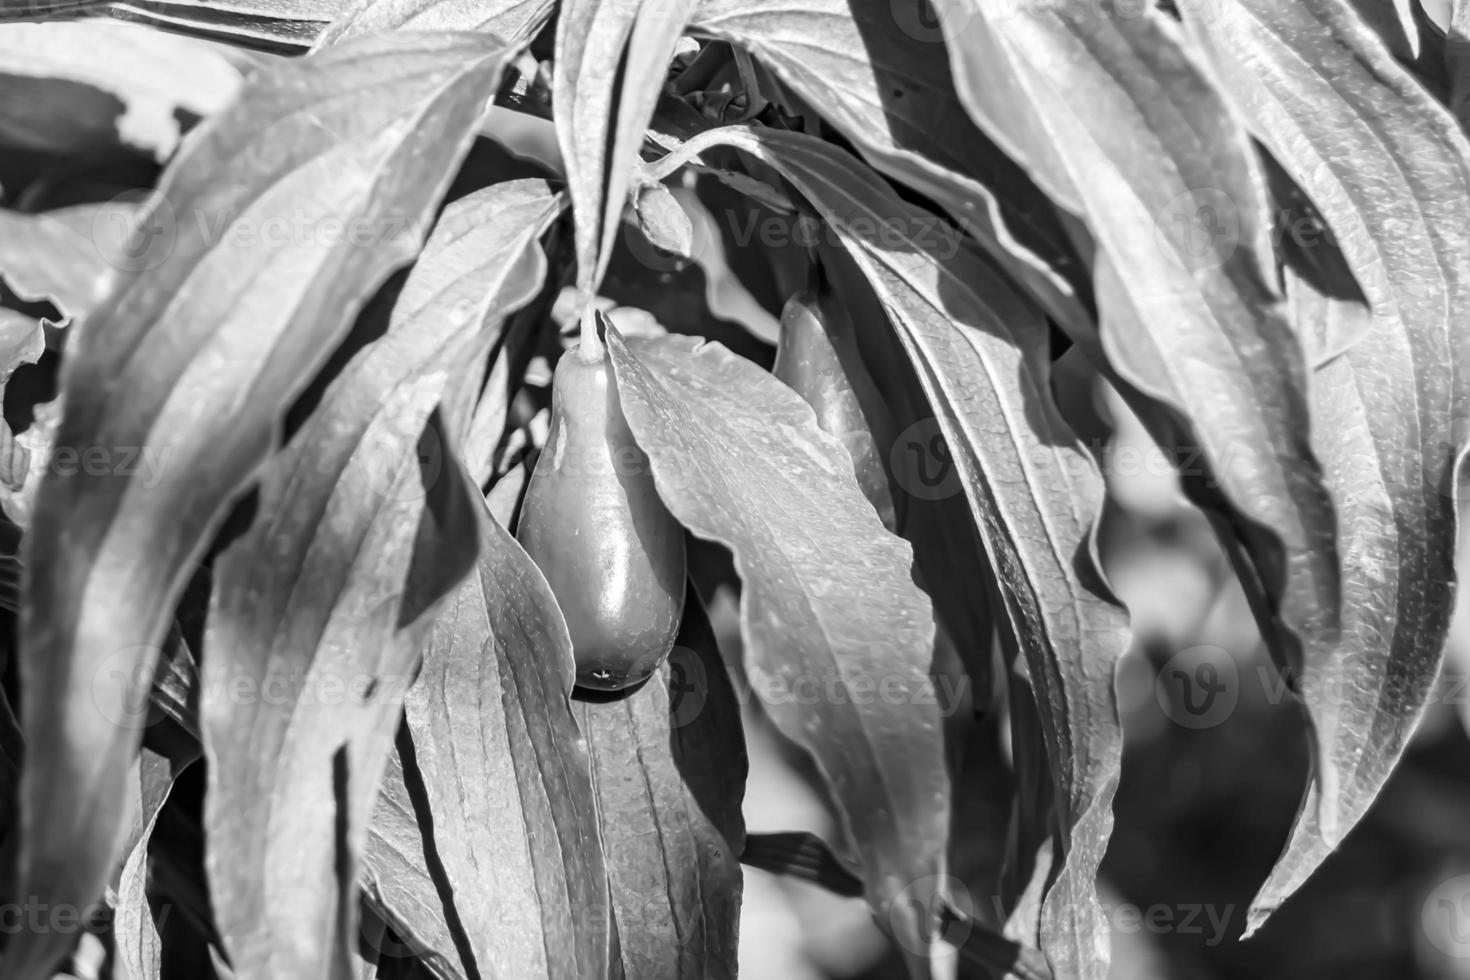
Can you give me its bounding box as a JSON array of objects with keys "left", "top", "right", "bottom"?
[
  {"left": 933, "top": 0, "right": 1342, "bottom": 829},
  {"left": 11, "top": 34, "right": 511, "bottom": 980},
  {"left": 647, "top": 126, "right": 1126, "bottom": 979},
  {"left": 687, "top": 0, "right": 1090, "bottom": 337},
  {"left": 0, "top": 203, "right": 131, "bottom": 319},
  {"left": 556, "top": 0, "right": 694, "bottom": 306},
  {"left": 575, "top": 587, "right": 744, "bottom": 979},
  {"left": 204, "top": 179, "right": 555, "bottom": 980},
  {"left": 0, "top": 0, "right": 344, "bottom": 52},
  {"left": 113, "top": 747, "right": 196, "bottom": 980},
  {"left": 315, "top": 0, "right": 551, "bottom": 50},
  {"left": 1177, "top": 0, "right": 1470, "bottom": 930},
  {"left": 396, "top": 504, "right": 612, "bottom": 980},
  {"left": 606, "top": 324, "right": 946, "bottom": 969},
  {"left": 360, "top": 747, "right": 470, "bottom": 980}
]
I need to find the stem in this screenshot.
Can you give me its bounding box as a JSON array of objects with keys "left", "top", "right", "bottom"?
[{"left": 578, "top": 305, "right": 605, "bottom": 362}]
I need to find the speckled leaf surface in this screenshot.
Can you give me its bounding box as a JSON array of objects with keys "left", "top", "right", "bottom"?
[
  {"left": 688, "top": 0, "right": 1090, "bottom": 337},
  {"left": 575, "top": 588, "right": 744, "bottom": 979},
  {"left": 9, "top": 33, "right": 509, "bottom": 980},
  {"left": 607, "top": 322, "right": 946, "bottom": 973},
  {"left": 647, "top": 125, "right": 1126, "bottom": 979},
  {"left": 1178, "top": 0, "right": 1470, "bottom": 931}
]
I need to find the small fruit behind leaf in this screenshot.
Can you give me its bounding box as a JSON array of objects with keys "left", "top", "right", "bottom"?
[
  {"left": 774, "top": 284, "right": 898, "bottom": 530},
  {"left": 517, "top": 335, "right": 686, "bottom": 691}
]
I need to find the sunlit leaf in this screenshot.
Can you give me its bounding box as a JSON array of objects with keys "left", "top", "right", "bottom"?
[
  {"left": 607, "top": 323, "right": 946, "bottom": 973},
  {"left": 556, "top": 0, "right": 694, "bottom": 310},
  {"left": 575, "top": 587, "right": 744, "bottom": 978},
  {"left": 10, "top": 33, "right": 512, "bottom": 980},
  {"left": 393, "top": 505, "right": 612, "bottom": 979},
  {"left": 647, "top": 125, "right": 1127, "bottom": 979},
  {"left": 204, "top": 178, "right": 555, "bottom": 979},
  {"left": 688, "top": 0, "right": 1091, "bottom": 337},
  {"left": 1178, "top": 0, "right": 1470, "bottom": 930},
  {"left": 315, "top": 0, "right": 551, "bottom": 50}
]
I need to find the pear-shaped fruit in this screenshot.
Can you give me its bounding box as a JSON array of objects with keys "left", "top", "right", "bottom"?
[
  {"left": 774, "top": 288, "right": 897, "bottom": 530},
  {"left": 517, "top": 340, "right": 686, "bottom": 691}
]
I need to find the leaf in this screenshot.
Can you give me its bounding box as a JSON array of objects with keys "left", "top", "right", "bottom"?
[
  {"left": 555, "top": 0, "right": 695, "bottom": 306},
  {"left": 687, "top": 0, "right": 1091, "bottom": 337},
  {"left": 647, "top": 126, "right": 1127, "bottom": 979},
  {"left": 1176, "top": 0, "right": 1470, "bottom": 930},
  {"left": 0, "top": 310, "right": 44, "bottom": 491},
  {"left": 203, "top": 177, "right": 555, "bottom": 979},
  {"left": 11, "top": 33, "right": 512, "bottom": 980},
  {"left": 0, "top": 203, "right": 133, "bottom": 319},
  {"left": 360, "top": 747, "right": 471, "bottom": 980},
  {"left": 934, "top": 0, "right": 1343, "bottom": 844},
  {"left": 113, "top": 747, "right": 197, "bottom": 980},
  {"left": 574, "top": 586, "right": 745, "bottom": 979},
  {"left": 396, "top": 504, "right": 613, "bottom": 980},
  {"left": 0, "top": 0, "right": 346, "bottom": 52},
  {"left": 0, "top": 21, "right": 239, "bottom": 159},
  {"left": 633, "top": 180, "right": 694, "bottom": 259},
  {"left": 314, "top": 0, "right": 552, "bottom": 51},
  {"left": 605, "top": 323, "right": 947, "bottom": 969}
]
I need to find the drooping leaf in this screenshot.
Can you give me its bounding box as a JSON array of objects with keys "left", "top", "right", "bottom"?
[
  {"left": 314, "top": 0, "right": 552, "bottom": 50},
  {"left": 11, "top": 33, "right": 512, "bottom": 980},
  {"left": 575, "top": 586, "right": 745, "bottom": 979},
  {"left": 113, "top": 747, "right": 197, "bottom": 980},
  {"left": 605, "top": 323, "right": 946, "bottom": 971},
  {"left": 0, "top": 21, "right": 239, "bottom": 159},
  {"left": 0, "top": 310, "right": 44, "bottom": 495},
  {"left": 1177, "top": 0, "right": 1470, "bottom": 930},
  {"left": 0, "top": 203, "right": 132, "bottom": 319},
  {"left": 0, "top": 0, "right": 344, "bottom": 52},
  {"left": 934, "top": 0, "right": 1343, "bottom": 849},
  {"left": 395, "top": 503, "right": 612, "bottom": 980},
  {"left": 647, "top": 126, "right": 1127, "bottom": 979},
  {"left": 555, "top": 0, "right": 695, "bottom": 309},
  {"left": 687, "top": 0, "right": 1091, "bottom": 337},
  {"left": 203, "top": 178, "right": 556, "bottom": 980}
]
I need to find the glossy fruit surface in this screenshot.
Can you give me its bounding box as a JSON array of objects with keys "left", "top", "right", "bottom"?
[
  {"left": 774, "top": 288, "right": 897, "bottom": 530},
  {"left": 517, "top": 342, "right": 686, "bottom": 691}
]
